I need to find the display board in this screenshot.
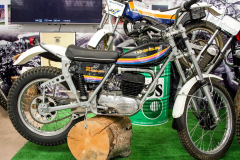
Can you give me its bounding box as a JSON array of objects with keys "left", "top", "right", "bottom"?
[
  {"left": 40, "top": 32, "right": 76, "bottom": 68},
  {"left": 11, "top": 0, "right": 102, "bottom": 24}
]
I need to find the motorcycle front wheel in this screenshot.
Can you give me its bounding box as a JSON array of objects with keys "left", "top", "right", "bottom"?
[
  {"left": 178, "top": 79, "right": 235, "bottom": 160},
  {"left": 8, "top": 67, "right": 83, "bottom": 146}
]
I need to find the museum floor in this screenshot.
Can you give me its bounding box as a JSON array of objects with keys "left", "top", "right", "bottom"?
[{"left": 0, "top": 107, "right": 27, "bottom": 160}]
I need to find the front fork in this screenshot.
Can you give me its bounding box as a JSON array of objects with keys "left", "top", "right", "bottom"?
[
  {"left": 106, "top": 17, "right": 120, "bottom": 50},
  {"left": 99, "top": 13, "right": 120, "bottom": 50},
  {"left": 178, "top": 24, "right": 220, "bottom": 122}
]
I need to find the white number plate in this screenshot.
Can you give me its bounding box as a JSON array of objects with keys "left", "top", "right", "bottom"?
[
  {"left": 218, "top": 15, "right": 240, "bottom": 35},
  {"left": 105, "top": 0, "right": 126, "bottom": 17}
]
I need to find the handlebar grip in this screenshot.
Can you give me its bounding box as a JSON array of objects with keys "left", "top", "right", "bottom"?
[{"left": 184, "top": 0, "right": 200, "bottom": 11}]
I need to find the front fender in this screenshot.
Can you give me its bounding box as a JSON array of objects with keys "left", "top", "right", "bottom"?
[
  {"left": 172, "top": 74, "right": 223, "bottom": 130},
  {"left": 173, "top": 74, "right": 223, "bottom": 119},
  {"left": 14, "top": 45, "right": 67, "bottom": 65},
  {"left": 88, "top": 29, "right": 112, "bottom": 48}
]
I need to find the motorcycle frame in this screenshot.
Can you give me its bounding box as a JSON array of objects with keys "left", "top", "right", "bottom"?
[{"left": 38, "top": 22, "right": 220, "bottom": 122}]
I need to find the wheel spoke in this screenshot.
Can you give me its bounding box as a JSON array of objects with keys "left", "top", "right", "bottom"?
[
  {"left": 189, "top": 121, "right": 200, "bottom": 138},
  {"left": 208, "top": 129, "right": 216, "bottom": 151},
  {"left": 194, "top": 130, "right": 211, "bottom": 144},
  {"left": 219, "top": 111, "right": 228, "bottom": 119}
]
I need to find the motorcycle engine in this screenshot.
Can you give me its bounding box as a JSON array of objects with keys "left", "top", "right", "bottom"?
[
  {"left": 121, "top": 72, "right": 145, "bottom": 97},
  {"left": 97, "top": 72, "right": 144, "bottom": 114},
  {"left": 98, "top": 91, "right": 139, "bottom": 114}
]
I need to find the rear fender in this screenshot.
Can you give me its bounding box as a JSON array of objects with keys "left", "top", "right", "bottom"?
[{"left": 14, "top": 45, "right": 67, "bottom": 65}]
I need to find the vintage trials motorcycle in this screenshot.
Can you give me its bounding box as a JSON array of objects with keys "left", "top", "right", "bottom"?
[
  {"left": 9, "top": 0, "right": 235, "bottom": 159},
  {"left": 88, "top": 0, "right": 226, "bottom": 72}
]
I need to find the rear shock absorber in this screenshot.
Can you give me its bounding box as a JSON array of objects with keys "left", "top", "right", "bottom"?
[
  {"left": 78, "top": 73, "right": 88, "bottom": 101},
  {"left": 198, "top": 45, "right": 219, "bottom": 71}
]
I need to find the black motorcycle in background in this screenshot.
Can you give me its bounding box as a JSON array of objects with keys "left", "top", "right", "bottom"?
[
  {"left": 0, "top": 39, "right": 40, "bottom": 110},
  {"left": 224, "top": 29, "right": 240, "bottom": 148}
]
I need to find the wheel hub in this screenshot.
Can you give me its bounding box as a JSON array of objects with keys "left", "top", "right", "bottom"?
[
  {"left": 30, "top": 96, "right": 57, "bottom": 124},
  {"left": 199, "top": 110, "right": 216, "bottom": 130}
]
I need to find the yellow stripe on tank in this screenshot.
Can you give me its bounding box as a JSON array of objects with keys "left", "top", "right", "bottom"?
[{"left": 129, "top": 1, "right": 176, "bottom": 20}]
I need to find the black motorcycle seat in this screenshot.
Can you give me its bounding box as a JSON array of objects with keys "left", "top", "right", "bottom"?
[{"left": 65, "top": 45, "right": 119, "bottom": 63}]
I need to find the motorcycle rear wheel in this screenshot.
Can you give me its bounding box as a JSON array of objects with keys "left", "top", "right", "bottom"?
[
  {"left": 180, "top": 20, "right": 226, "bottom": 72},
  {"left": 8, "top": 67, "right": 83, "bottom": 146},
  {"left": 178, "top": 79, "right": 235, "bottom": 160}
]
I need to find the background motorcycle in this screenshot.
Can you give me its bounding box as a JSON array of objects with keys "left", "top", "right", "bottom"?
[
  {"left": 224, "top": 17, "right": 240, "bottom": 149},
  {"left": 204, "top": 0, "right": 240, "bottom": 149},
  {"left": 9, "top": 0, "right": 235, "bottom": 159},
  {"left": 196, "top": 0, "right": 240, "bottom": 75},
  {"left": 0, "top": 38, "right": 33, "bottom": 110},
  {"left": 225, "top": 37, "right": 240, "bottom": 149},
  {"left": 88, "top": 0, "right": 226, "bottom": 72}
]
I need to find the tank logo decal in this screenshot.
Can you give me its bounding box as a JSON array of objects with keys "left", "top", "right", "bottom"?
[
  {"left": 137, "top": 47, "right": 160, "bottom": 54},
  {"left": 84, "top": 75, "right": 103, "bottom": 82},
  {"left": 116, "top": 46, "right": 170, "bottom": 65}
]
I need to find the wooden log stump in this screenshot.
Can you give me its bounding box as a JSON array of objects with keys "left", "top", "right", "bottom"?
[
  {"left": 234, "top": 84, "right": 240, "bottom": 120},
  {"left": 67, "top": 116, "right": 132, "bottom": 160}
]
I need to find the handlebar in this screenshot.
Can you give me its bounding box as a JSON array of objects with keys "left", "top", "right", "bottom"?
[
  {"left": 173, "top": 0, "right": 200, "bottom": 26},
  {"left": 183, "top": 0, "right": 200, "bottom": 11}
]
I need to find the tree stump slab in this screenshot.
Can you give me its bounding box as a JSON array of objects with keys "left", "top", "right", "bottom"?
[{"left": 67, "top": 116, "right": 132, "bottom": 160}]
